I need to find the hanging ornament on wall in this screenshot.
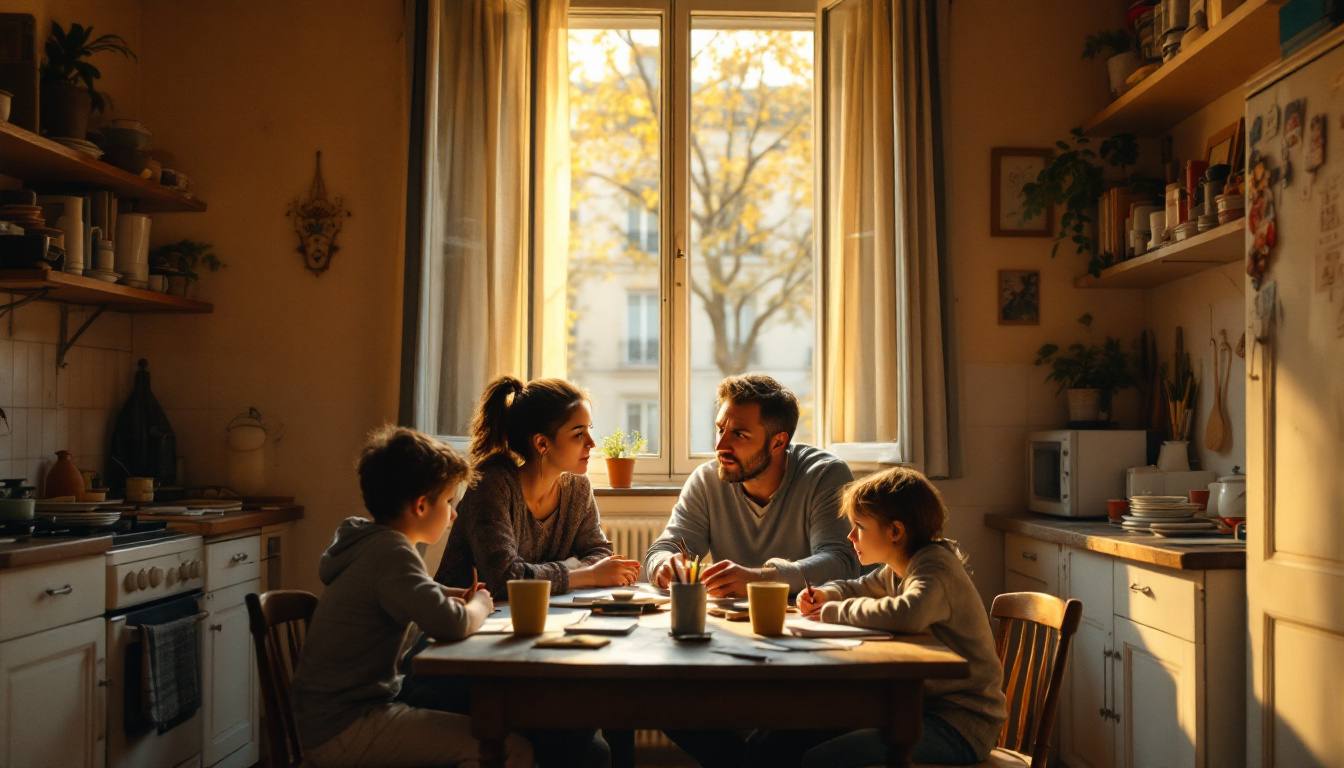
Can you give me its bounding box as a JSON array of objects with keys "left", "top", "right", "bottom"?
[{"left": 286, "top": 150, "right": 351, "bottom": 275}]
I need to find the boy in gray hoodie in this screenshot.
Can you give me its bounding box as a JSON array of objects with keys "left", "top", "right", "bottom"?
[{"left": 291, "top": 426, "right": 532, "bottom": 768}]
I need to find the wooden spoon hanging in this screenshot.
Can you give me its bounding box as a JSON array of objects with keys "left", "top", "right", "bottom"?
[{"left": 1204, "top": 336, "right": 1228, "bottom": 451}]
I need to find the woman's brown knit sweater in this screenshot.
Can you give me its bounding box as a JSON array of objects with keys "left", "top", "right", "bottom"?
[{"left": 434, "top": 454, "right": 614, "bottom": 595}]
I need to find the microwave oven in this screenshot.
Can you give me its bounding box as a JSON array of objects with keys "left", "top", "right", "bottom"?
[{"left": 1027, "top": 430, "right": 1148, "bottom": 517}]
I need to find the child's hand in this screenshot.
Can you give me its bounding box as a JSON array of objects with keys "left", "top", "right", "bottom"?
[
  {"left": 797, "top": 587, "right": 830, "bottom": 616},
  {"left": 586, "top": 555, "right": 642, "bottom": 587},
  {"left": 469, "top": 588, "right": 493, "bottom": 613}
]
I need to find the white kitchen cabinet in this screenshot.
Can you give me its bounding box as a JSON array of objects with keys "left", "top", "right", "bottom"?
[
  {"left": 201, "top": 534, "right": 260, "bottom": 768},
  {"left": 0, "top": 615, "right": 107, "bottom": 768},
  {"left": 1002, "top": 534, "right": 1245, "bottom": 768}
]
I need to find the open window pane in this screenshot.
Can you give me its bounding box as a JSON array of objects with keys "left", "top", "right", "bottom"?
[
  {"left": 686, "top": 23, "right": 816, "bottom": 452},
  {"left": 567, "top": 23, "right": 662, "bottom": 456}
]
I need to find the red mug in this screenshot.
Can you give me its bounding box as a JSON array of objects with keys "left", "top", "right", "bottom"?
[
  {"left": 1188, "top": 488, "right": 1211, "bottom": 511},
  {"left": 1106, "top": 499, "right": 1130, "bottom": 522}
]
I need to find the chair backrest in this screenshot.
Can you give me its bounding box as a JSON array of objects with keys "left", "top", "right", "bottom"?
[
  {"left": 991, "top": 592, "right": 1083, "bottom": 768},
  {"left": 246, "top": 589, "right": 318, "bottom": 768}
]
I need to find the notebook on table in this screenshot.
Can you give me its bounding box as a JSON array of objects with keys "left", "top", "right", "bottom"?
[{"left": 784, "top": 619, "right": 892, "bottom": 639}]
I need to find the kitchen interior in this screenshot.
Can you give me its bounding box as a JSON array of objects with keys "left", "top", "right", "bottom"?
[{"left": 0, "top": 1, "right": 1341, "bottom": 767}]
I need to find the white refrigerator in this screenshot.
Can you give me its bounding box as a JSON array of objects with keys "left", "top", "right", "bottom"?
[{"left": 1243, "top": 26, "right": 1344, "bottom": 768}]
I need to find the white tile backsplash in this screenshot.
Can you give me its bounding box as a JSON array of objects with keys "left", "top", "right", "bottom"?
[{"left": 0, "top": 328, "right": 132, "bottom": 492}]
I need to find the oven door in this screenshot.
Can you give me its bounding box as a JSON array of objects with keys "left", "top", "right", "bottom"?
[
  {"left": 1027, "top": 437, "right": 1071, "bottom": 516},
  {"left": 106, "top": 592, "right": 204, "bottom": 768}
]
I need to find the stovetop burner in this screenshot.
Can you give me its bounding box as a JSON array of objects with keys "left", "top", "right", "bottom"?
[{"left": 21, "top": 518, "right": 178, "bottom": 548}]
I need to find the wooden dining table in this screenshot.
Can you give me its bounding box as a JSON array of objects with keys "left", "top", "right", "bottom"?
[{"left": 412, "top": 602, "right": 969, "bottom": 768}]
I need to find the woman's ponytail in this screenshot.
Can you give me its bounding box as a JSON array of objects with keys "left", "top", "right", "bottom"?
[{"left": 469, "top": 375, "right": 525, "bottom": 461}]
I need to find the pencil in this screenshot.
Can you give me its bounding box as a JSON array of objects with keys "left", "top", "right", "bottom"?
[{"left": 803, "top": 574, "right": 816, "bottom": 601}]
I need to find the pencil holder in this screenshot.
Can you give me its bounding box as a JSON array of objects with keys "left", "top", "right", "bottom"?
[{"left": 670, "top": 582, "right": 707, "bottom": 636}]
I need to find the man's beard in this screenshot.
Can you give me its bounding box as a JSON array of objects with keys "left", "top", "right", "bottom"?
[{"left": 716, "top": 443, "right": 772, "bottom": 484}]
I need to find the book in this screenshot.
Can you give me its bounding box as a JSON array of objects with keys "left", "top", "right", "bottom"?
[
  {"left": 784, "top": 619, "right": 893, "bottom": 639},
  {"left": 564, "top": 616, "right": 639, "bottom": 635}
]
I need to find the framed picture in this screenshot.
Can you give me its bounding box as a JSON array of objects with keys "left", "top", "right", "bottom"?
[
  {"left": 998, "top": 269, "right": 1040, "bottom": 325},
  {"left": 991, "top": 147, "right": 1053, "bottom": 237},
  {"left": 1206, "top": 118, "right": 1244, "bottom": 169}
]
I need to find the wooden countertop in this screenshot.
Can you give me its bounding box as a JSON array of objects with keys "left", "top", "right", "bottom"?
[
  {"left": 145, "top": 505, "right": 304, "bottom": 536},
  {"left": 0, "top": 535, "right": 112, "bottom": 571},
  {"left": 986, "top": 513, "right": 1245, "bottom": 570}
]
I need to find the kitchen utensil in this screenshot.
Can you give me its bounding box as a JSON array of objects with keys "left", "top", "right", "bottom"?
[
  {"left": 1204, "top": 331, "right": 1232, "bottom": 451},
  {"left": 1212, "top": 474, "right": 1247, "bottom": 518}
]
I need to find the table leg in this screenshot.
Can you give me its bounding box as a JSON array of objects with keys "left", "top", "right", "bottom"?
[
  {"left": 885, "top": 741, "right": 915, "bottom": 768},
  {"left": 470, "top": 682, "right": 507, "bottom": 768},
  {"left": 884, "top": 681, "right": 923, "bottom": 768}
]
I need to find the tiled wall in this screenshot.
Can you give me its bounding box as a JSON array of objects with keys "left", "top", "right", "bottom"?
[{"left": 0, "top": 302, "right": 134, "bottom": 493}]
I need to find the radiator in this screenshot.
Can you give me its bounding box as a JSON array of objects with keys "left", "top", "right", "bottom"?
[{"left": 600, "top": 516, "right": 668, "bottom": 564}]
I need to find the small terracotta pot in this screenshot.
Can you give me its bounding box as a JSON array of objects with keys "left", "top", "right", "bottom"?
[
  {"left": 44, "top": 450, "right": 85, "bottom": 499},
  {"left": 1106, "top": 498, "right": 1130, "bottom": 522},
  {"left": 605, "top": 457, "right": 636, "bottom": 489},
  {"left": 1188, "top": 488, "right": 1211, "bottom": 511}
]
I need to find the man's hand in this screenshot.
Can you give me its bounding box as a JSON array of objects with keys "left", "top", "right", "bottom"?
[
  {"left": 653, "top": 554, "right": 688, "bottom": 589},
  {"left": 699, "top": 560, "right": 769, "bottom": 597}
]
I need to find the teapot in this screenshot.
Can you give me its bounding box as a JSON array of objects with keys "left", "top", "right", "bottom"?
[{"left": 1207, "top": 472, "right": 1246, "bottom": 519}]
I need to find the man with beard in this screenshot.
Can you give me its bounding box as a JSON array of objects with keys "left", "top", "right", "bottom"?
[{"left": 644, "top": 374, "right": 858, "bottom": 598}]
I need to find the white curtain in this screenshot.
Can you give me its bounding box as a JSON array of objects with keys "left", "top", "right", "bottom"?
[
  {"left": 412, "top": 0, "right": 534, "bottom": 436},
  {"left": 823, "top": 0, "right": 957, "bottom": 476}
]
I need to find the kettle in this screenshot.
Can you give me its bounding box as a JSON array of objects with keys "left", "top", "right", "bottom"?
[{"left": 1208, "top": 473, "right": 1246, "bottom": 519}]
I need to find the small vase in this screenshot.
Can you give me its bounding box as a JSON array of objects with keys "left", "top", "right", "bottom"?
[
  {"left": 1066, "top": 388, "right": 1101, "bottom": 423},
  {"left": 605, "top": 457, "right": 636, "bottom": 489},
  {"left": 44, "top": 450, "right": 85, "bottom": 499},
  {"left": 1157, "top": 441, "right": 1191, "bottom": 472}
]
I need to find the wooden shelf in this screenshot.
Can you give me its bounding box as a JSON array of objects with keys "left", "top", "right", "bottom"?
[
  {"left": 0, "top": 122, "right": 206, "bottom": 213},
  {"left": 1075, "top": 218, "right": 1244, "bottom": 289},
  {"left": 0, "top": 269, "right": 213, "bottom": 312},
  {"left": 1082, "top": 0, "right": 1286, "bottom": 136}
]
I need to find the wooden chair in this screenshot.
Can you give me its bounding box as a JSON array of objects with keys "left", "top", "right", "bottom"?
[
  {"left": 917, "top": 592, "right": 1082, "bottom": 768},
  {"left": 246, "top": 590, "right": 318, "bottom": 768}
]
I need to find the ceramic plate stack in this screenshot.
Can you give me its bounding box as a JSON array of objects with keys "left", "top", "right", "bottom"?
[
  {"left": 52, "top": 137, "right": 105, "bottom": 159},
  {"left": 1121, "top": 495, "right": 1209, "bottom": 533},
  {"left": 34, "top": 501, "right": 122, "bottom": 528}
]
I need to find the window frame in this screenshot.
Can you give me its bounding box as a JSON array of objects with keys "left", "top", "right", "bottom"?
[{"left": 562, "top": 0, "right": 821, "bottom": 480}]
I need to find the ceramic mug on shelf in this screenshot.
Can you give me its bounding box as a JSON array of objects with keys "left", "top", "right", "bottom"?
[{"left": 114, "top": 213, "right": 151, "bottom": 279}]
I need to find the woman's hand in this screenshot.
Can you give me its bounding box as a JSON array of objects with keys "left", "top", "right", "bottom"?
[
  {"left": 573, "top": 555, "right": 641, "bottom": 588},
  {"left": 797, "top": 587, "right": 830, "bottom": 617}
]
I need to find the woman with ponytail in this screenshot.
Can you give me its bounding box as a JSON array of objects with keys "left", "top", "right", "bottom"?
[{"left": 434, "top": 375, "right": 641, "bottom": 596}]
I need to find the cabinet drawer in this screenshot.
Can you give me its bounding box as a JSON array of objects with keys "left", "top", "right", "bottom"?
[
  {"left": 1114, "top": 561, "right": 1200, "bottom": 642},
  {"left": 206, "top": 536, "right": 261, "bottom": 592},
  {"left": 1004, "top": 533, "right": 1059, "bottom": 593},
  {"left": 0, "top": 555, "right": 105, "bottom": 641}
]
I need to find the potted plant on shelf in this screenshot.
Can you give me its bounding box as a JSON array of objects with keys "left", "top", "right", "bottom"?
[
  {"left": 1034, "top": 314, "right": 1137, "bottom": 424},
  {"left": 1082, "top": 28, "right": 1139, "bottom": 98},
  {"left": 39, "top": 21, "right": 136, "bottom": 140},
  {"left": 599, "top": 429, "right": 646, "bottom": 489},
  {"left": 149, "top": 239, "right": 224, "bottom": 296}
]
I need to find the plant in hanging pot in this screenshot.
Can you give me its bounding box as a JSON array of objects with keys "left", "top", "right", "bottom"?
[
  {"left": 1035, "top": 315, "right": 1137, "bottom": 425},
  {"left": 39, "top": 21, "right": 136, "bottom": 140},
  {"left": 149, "top": 239, "right": 224, "bottom": 296},
  {"left": 599, "top": 429, "right": 646, "bottom": 489},
  {"left": 1082, "top": 28, "right": 1139, "bottom": 98}
]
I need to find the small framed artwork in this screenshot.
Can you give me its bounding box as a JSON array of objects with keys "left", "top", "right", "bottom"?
[
  {"left": 1206, "top": 118, "right": 1244, "bottom": 169},
  {"left": 991, "top": 147, "right": 1053, "bottom": 237},
  {"left": 998, "top": 269, "right": 1040, "bottom": 325}
]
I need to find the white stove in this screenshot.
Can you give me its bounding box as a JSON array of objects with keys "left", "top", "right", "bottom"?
[{"left": 106, "top": 533, "right": 205, "bottom": 611}]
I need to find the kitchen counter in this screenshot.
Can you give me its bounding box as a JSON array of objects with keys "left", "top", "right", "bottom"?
[
  {"left": 0, "top": 534, "right": 112, "bottom": 570},
  {"left": 986, "top": 512, "right": 1245, "bottom": 570},
  {"left": 142, "top": 504, "right": 304, "bottom": 536}
]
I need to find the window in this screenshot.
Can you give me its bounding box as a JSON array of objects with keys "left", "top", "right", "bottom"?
[
  {"left": 561, "top": 1, "right": 817, "bottom": 474},
  {"left": 625, "top": 291, "right": 659, "bottom": 366}
]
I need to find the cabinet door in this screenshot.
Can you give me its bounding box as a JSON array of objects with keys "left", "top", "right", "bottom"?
[
  {"left": 1113, "top": 616, "right": 1199, "bottom": 768},
  {"left": 201, "top": 579, "right": 260, "bottom": 768},
  {"left": 0, "top": 616, "right": 106, "bottom": 768},
  {"left": 1060, "top": 547, "right": 1115, "bottom": 768}
]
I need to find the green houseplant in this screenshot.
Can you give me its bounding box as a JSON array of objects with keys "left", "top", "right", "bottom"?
[
  {"left": 149, "top": 239, "right": 225, "bottom": 296},
  {"left": 600, "top": 429, "right": 646, "bottom": 488},
  {"left": 39, "top": 21, "right": 136, "bottom": 139},
  {"left": 1083, "top": 28, "right": 1140, "bottom": 99},
  {"left": 1018, "top": 129, "right": 1153, "bottom": 277},
  {"left": 1035, "top": 315, "right": 1137, "bottom": 424}
]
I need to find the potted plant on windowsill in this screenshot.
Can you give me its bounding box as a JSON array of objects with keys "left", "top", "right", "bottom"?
[
  {"left": 39, "top": 21, "right": 136, "bottom": 140},
  {"left": 600, "top": 429, "right": 646, "bottom": 489},
  {"left": 1083, "top": 28, "right": 1139, "bottom": 99},
  {"left": 149, "top": 239, "right": 224, "bottom": 297},
  {"left": 1035, "top": 315, "right": 1137, "bottom": 425}
]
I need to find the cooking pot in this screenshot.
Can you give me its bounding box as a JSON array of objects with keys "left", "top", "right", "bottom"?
[{"left": 1207, "top": 474, "right": 1246, "bottom": 519}]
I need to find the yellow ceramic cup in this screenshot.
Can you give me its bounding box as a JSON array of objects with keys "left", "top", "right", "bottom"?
[
  {"left": 125, "top": 477, "right": 154, "bottom": 503},
  {"left": 747, "top": 581, "right": 790, "bottom": 636},
  {"left": 507, "top": 579, "right": 552, "bottom": 635}
]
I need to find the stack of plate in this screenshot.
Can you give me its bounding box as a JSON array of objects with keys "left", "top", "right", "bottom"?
[
  {"left": 52, "top": 137, "right": 104, "bottom": 159},
  {"left": 1122, "top": 495, "right": 1217, "bottom": 535},
  {"left": 34, "top": 501, "right": 122, "bottom": 528}
]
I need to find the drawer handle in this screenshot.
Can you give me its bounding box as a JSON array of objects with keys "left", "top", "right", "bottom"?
[
  {"left": 1128, "top": 583, "right": 1153, "bottom": 596},
  {"left": 45, "top": 584, "right": 74, "bottom": 596},
  {"left": 231, "top": 553, "right": 250, "bottom": 563},
  {"left": 209, "top": 624, "right": 223, "bottom": 632},
  {"left": 1021, "top": 551, "right": 1037, "bottom": 561}
]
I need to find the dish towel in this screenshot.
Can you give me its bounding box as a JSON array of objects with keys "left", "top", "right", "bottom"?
[{"left": 140, "top": 614, "right": 202, "bottom": 733}]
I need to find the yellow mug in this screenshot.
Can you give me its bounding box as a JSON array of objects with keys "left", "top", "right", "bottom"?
[
  {"left": 507, "top": 579, "right": 552, "bottom": 635},
  {"left": 125, "top": 477, "right": 154, "bottom": 503},
  {"left": 747, "top": 581, "right": 790, "bottom": 636}
]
